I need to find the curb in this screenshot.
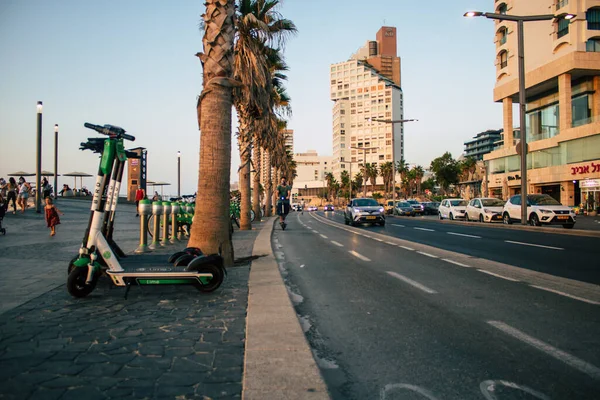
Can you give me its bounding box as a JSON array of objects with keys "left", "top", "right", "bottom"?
[
  {"left": 242, "top": 217, "right": 330, "bottom": 400},
  {"left": 385, "top": 214, "right": 600, "bottom": 238}
]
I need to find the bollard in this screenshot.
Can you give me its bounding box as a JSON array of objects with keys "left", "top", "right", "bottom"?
[
  {"left": 148, "top": 201, "right": 163, "bottom": 250},
  {"left": 161, "top": 201, "right": 171, "bottom": 246},
  {"left": 170, "top": 202, "right": 180, "bottom": 244},
  {"left": 135, "top": 200, "right": 152, "bottom": 253}
]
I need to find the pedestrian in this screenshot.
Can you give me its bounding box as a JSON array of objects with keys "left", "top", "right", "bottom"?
[
  {"left": 276, "top": 176, "right": 292, "bottom": 229},
  {"left": 44, "top": 197, "right": 63, "bottom": 236},
  {"left": 152, "top": 191, "right": 160, "bottom": 201},
  {"left": 41, "top": 177, "right": 52, "bottom": 199},
  {"left": 0, "top": 178, "right": 6, "bottom": 198},
  {"left": 135, "top": 186, "right": 146, "bottom": 216},
  {"left": 17, "top": 176, "right": 31, "bottom": 213},
  {"left": 5, "top": 177, "right": 18, "bottom": 214}
]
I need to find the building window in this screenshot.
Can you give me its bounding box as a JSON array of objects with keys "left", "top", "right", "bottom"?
[
  {"left": 498, "top": 27, "right": 508, "bottom": 45},
  {"left": 497, "top": 3, "right": 507, "bottom": 14},
  {"left": 588, "top": 8, "right": 600, "bottom": 30},
  {"left": 556, "top": 0, "right": 568, "bottom": 11},
  {"left": 341, "top": 164, "right": 345, "bottom": 169},
  {"left": 526, "top": 103, "right": 560, "bottom": 142},
  {"left": 587, "top": 38, "right": 600, "bottom": 51},
  {"left": 572, "top": 94, "right": 591, "bottom": 127},
  {"left": 340, "top": 130, "right": 346, "bottom": 135},
  {"left": 557, "top": 17, "right": 569, "bottom": 38},
  {"left": 499, "top": 50, "right": 508, "bottom": 69}
]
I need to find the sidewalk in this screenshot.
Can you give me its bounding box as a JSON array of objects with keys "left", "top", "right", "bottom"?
[{"left": 0, "top": 200, "right": 260, "bottom": 399}]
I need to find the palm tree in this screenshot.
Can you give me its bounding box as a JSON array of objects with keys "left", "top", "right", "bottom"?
[
  {"left": 379, "top": 162, "right": 393, "bottom": 198},
  {"left": 353, "top": 172, "right": 363, "bottom": 197},
  {"left": 365, "top": 163, "right": 378, "bottom": 196},
  {"left": 413, "top": 165, "right": 425, "bottom": 196},
  {"left": 189, "top": 0, "right": 236, "bottom": 266},
  {"left": 325, "top": 172, "right": 334, "bottom": 200},
  {"left": 396, "top": 159, "right": 409, "bottom": 198},
  {"left": 340, "top": 170, "right": 350, "bottom": 200},
  {"left": 234, "top": 0, "right": 296, "bottom": 230}
]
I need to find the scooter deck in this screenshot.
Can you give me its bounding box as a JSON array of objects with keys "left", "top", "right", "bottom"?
[{"left": 106, "top": 253, "right": 208, "bottom": 276}]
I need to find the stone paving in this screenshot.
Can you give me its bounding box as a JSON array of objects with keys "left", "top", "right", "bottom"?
[{"left": 0, "top": 199, "right": 262, "bottom": 399}]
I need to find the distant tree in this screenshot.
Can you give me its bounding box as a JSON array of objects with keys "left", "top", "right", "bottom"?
[
  {"left": 396, "top": 159, "right": 409, "bottom": 197},
  {"left": 372, "top": 192, "right": 383, "bottom": 201},
  {"left": 365, "top": 163, "right": 378, "bottom": 195},
  {"left": 340, "top": 170, "right": 350, "bottom": 199},
  {"left": 459, "top": 157, "right": 477, "bottom": 182},
  {"left": 353, "top": 172, "right": 363, "bottom": 196},
  {"left": 379, "top": 162, "right": 394, "bottom": 198},
  {"left": 430, "top": 152, "right": 461, "bottom": 194}
]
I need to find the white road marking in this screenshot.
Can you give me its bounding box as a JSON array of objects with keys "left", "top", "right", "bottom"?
[
  {"left": 505, "top": 240, "right": 564, "bottom": 250},
  {"left": 331, "top": 241, "right": 344, "bottom": 247},
  {"left": 400, "top": 246, "right": 415, "bottom": 251},
  {"left": 374, "top": 238, "right": 384, "bottom": 242},
  {"left": 529, "top": 285, "right": 600, "bottom": 306},
  {"left": 488, "top": 320, "right": 600, "bottom": 380},
  {"left": 299, "top": 264, "right": 305, "bottom": 268},
  {"left": 480, "top": 380, "right": 550, "bottom": 400},
  {"left": 391, "top": 224, "right": 405, "bottom": 227},
  {"left": 320, "top": 234, "right": 328, "bottom": 239},
  {"left": 380, "top": 383, "right": 441, "bottom": 400},
  {"left": 349, "top": 250, "right": 371, "bottom": 262},
  {"left": 386, "top": 271, "right": 437, "bottom": 294},
  {"left": 312, "top": 230, "right": 319, "bottom": 234},
  {"left": 414, "top": 227, "right": 435, "bottom": 232},
  {"left": 477, "top": 269, "right": 519, "bottom": 282},
  {"left": 442, "top": 259, "right": 471, "bottom": 268},
  {"left": 417, "top": 251, "right": 438, "bottom": 259},
  {"left": 447, "top": 232, "right": 481, "bottom": 239},
  {"left": 385, "top": 241, "right": 396, "bottom": 245}
]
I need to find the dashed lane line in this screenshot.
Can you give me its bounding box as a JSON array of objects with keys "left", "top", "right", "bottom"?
[
  {"left": 349, "top": 250, "right": 371, "bottom": 262},
  {"left": 488, "top": 320, "right": 600, "bottom": 380},
  {"left": 320, "top": 234, "right": 328, "bottom": 239},
  {"left": 400, "top": 245, "right": 415, "bottom": 251},
  {"left": 505, "top": 240, "right": 564, "bottom": 251},
  {"left": 442, "top": 259, "right": 471, "bottom": 268},
  {"left": 416, "top": 251, "right": 438, "bottom": 259},
  {"left": 477, "top": 269, "right": 519, "bottom": 282},
  {"left": 529, "top": 285, "right": 600, "bottom": 306},
  {"left": 385, "top": 241, "right": 396, "bottom": 245},
  {"left": 414, "top": 227, "right": 435, "bottom": 232},
  {"left": 447, "top": 232, "right": 481, "bottom": 239},
  {"left": 391, "top": 224, "right": 405, "bottom": 227},
  {"left": 331, "top": 241, "right": 344, "bottom": 247},
  {"left": 387, "top": 271, "right": 437, "bottom": 294}
]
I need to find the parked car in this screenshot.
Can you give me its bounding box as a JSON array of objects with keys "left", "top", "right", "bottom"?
[
  {"left": 502, "top": 194, "right": 576, "bottom": 228},
  {"left": 344, "top": 198, "right": 385, "bottom": 226},
  {"left": 466, "top": 198, "right": 505, "bottom": 223},
  {"left": 307, "top": 205, "right": 318, "bottom": 212},
  {"left": 438, "top": 199, "right": 468, "bottom": 220},
  {"left": 406, "top": 199, "right": 424, "bottom": 214},
  {"left": 324, "top": 204, "right": 335, "bottom": 212},
  {"left": 384, "top": 200, "right": 396, "bottom": 214},
  {"left": 422, "top": 202, "right": 440, "bottom": 215},
  {"left": 394, "top": 201, "right": 416, "bottom": 216}
]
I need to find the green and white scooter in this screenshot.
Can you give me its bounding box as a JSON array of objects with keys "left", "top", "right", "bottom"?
[{"left": 67, "top": 123, "right": 225, "bottom": 298}]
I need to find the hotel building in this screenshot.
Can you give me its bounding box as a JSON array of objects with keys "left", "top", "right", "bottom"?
[
  {"left": 330, "top": 27, "right": 404, "bottom": 185},
  {"left": 483, "top": 0, "right": 600, "bottom": 210}
]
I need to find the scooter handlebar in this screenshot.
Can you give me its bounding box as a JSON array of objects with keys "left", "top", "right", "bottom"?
[{"left": 84, "top": 123, "right": 136, "bottom": 142}]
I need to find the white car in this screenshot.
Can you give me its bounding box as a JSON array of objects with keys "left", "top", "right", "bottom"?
[
  {"left": 344, "top": 198, "right": 385, "bottom": 226},
  {"left": 466, "top": 197, "right": 506, "bottom": 223},
  {"left": 438, "top": 198, "right": 468, "bottom": 220},
  {"left": 502, "top": 194, "right": 576, "bottom": 229}
]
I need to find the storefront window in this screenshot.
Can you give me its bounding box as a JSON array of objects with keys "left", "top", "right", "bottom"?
[
  {"left": 489, "top": 158, "right": 505, "bottom": 174},
  {"left": 526, "top": 104, "right": 559, "bottom": 142},
  {"left": 507, "top": 155, "right": 520, "bottom": 172},
  {"left": 572, "top": 94, "right": 591, "bottom": 127},
  {"left": 565, "top": 134, "right": 600, "bottom": 164}
]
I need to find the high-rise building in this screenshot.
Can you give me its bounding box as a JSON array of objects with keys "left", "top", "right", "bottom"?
[
  {"left": 464, "top": 129, "right": 503, "bottom": 161},
  {"left": 483, "top": 0, "right": 600, "bottom": 207},
  {"left": 330, "top": 27, "right": 404, "bottom": 185}
]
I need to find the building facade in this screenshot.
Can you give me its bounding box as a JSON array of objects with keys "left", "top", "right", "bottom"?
[
  {"left": 292, "top": 150, "right": 334, "bottom": 204},
  {"left": 330, "top": 27, "right": 404, "bottom": 186},
  {"left": 483, "top": 0, "right": 600, "bottom": 211},
  {"left": 464, "top": 129, "right": 503, "bottom": 160}
]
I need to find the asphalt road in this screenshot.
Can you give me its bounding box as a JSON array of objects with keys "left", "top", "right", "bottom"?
[
  {"left": 274, "top": 211, "right": 600, "bottom": 400},
  {"left": 315, "top": 210, "right": 600, "bottom": 285}
]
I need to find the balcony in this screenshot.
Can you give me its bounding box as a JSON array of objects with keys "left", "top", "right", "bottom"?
[{"left": 572, "top": 114, "right": 600, "bottom": 128}]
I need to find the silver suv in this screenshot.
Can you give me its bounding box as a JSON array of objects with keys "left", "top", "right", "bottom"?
[
  {"left": 344, "top": 198, "right": 385, "bottom": 227},
  {"left": 502, "top": 194, "right": 576, "bottom": 229}
]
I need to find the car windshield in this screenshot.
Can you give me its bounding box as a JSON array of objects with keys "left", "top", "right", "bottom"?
[
  {"left": 353, "top": 199, "right": 379, "bottom": 207},
  {"left": 406, "top": 200, "right": 418, "bottom": 204},
  {"left": 326, "top": 204, "right": 333, "bottom": 207},
  {"left": 396, "top": 202, "right": 410, "bottom": 207},
  {"left": 529, "top": 195, "right": 561, "bottom": 206},
  {"left": 450, "top": 200, "right": 467, "bottom": 206},
  {"left": 481, "top": 198, "right": 505, "bottom": 207}
]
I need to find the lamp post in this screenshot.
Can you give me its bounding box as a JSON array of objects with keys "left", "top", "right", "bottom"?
[
  {"left": 35, "top": 101, "right": 43, "bottom": 213},
  {"left": 54, "top": 124, "right": 58, "bottom": 199},
  {"left": 368, "top": 118, "right": 418, "bottom": 204},
  {"left": 177, "top": 151, "right": 181, "bottom": 197},
  {"left": 464, "top": 11, "right": 575, "bottom": 225},
  {"left": 349, "top": 146, "right": 379, "bottom": 198}
]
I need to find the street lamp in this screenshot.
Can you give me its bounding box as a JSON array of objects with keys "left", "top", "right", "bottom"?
[
  {"left": 367, "top": 118, "right": 418, "bottom": 204},
  {"left": 464, "top": 10, "right": 575, "bottom": 225},
  {"left": 349, "top": 146, "right": 379, "bottom": 198},
  {"left": 54, "top": 124, "right": 58, "bottom": 199},
  {"left": 177, "top": 151, "right": 181, "bottom": 197},
  {"left": 35, "top": 101, "right": 43, "bottom": 213}
]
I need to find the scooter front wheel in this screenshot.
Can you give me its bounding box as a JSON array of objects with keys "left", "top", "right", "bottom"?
[
  {"left": 67, "top": 267, "right": 99, "bottom": 298},
  {"left": 194, "top": 264, "right": 224, "bottom": 293}
]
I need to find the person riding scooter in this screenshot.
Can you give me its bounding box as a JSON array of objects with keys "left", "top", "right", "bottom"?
[{"left": 276, "top": 177, "right": 291, "bottom": 230}]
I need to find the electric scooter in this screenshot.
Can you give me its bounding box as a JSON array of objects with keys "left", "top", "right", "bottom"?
[{"left": 67, "top": 123, "right": 225, "bottom": 298}]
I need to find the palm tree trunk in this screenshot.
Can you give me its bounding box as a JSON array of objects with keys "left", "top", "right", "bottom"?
[
  {"left": 264, "top": 150, "right": 272, "bottom": 217},
  {"left": 189, "top": 0, "right": 235, "bottom": 266},
  {"left": 238, "top": 133, "right": 252, "bottom": 230},
  {"left": 253, "top": 145, "right": 262, "bottom": 221}
]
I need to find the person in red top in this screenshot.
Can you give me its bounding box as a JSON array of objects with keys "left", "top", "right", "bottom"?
[
  {"left": 44, "top": 197, "right": 64, "bottom": 236},
  {"left": 135, "top": 186, "right": 146, "bottom": 216}
]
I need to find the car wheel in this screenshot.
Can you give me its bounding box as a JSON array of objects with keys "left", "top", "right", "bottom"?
[
  {"left": 449, "top": 213, "right": 454, "bottom": 221},
  {"left": 479, "top": 214, "right": 484, "bottom": 223},
  {"left": 562, "top": 224, "right": 574, "bottom": 229},
  {"left": 439, "top": 212, "right": 443, "bottom": 220},
  {"left": 529, "top": 213, "right": 541, "bottom": 227},
  {"left": 503, "top": 213, "right": 512, "bottom": 225},
  {"left": 344, "top": 216, "right": 349, "bottom": 225}
]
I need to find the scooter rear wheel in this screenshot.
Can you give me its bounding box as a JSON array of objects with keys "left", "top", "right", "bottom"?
[
  {"left": 193, "top": 264, "right": 223, "bottom": 293},
  {"left": 67, "top": 267, "right": 99, "bottom": 298}
]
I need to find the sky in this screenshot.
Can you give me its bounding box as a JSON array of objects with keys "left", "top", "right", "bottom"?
[{"left": 0, "top": 0, "right": 503, "bottom": 196}]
